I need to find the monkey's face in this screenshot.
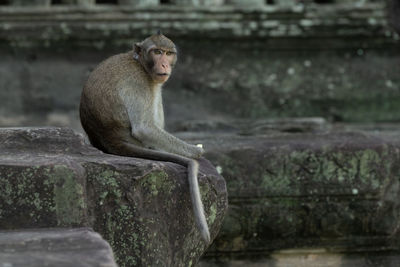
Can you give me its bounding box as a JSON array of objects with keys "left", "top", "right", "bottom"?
[
  {"left": 147, "top": 47, "right": 177, "bottom": 84},
  {"left": 135, "top": 34, "right": 178, "bottom": 84}
]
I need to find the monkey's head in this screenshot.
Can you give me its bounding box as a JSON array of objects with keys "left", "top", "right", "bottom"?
[{"left": 134, "top": 33, "right": 177, "bottom": 84}]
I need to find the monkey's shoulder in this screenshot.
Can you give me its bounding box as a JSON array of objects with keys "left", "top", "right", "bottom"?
[
  {"left": 95, "top": 51, "right": 138, "bottom": 74},
  {"left": 84, "top": 51, "right": 148, "bottom": 94},
  {"left": 91, "top": 51, "right": 137, "bottom": 76}
]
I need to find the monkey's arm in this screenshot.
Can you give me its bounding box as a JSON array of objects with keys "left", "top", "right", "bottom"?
[{"left": 131, "top": 124, "right": 204, "bottom": 159}]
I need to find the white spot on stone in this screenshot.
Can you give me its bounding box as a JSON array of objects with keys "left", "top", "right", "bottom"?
[
  {"left": 60, "top": 22, "right": 71, "bottom": 35},
  {"left": 368, "top": 18, "right": 377, "bottom": 25},
  {"left": 216, "top": 166, "right": 223, "bottom": 174},
  {"left": 300, "top": 19, "right": 314, "bottom": 27},
  {"left": 2, "top": 23, "right": 11, "bottom": 30},
  {"left": 249, "top": 21, "right": 258, "bottom": 30},
  {"left": 352, "top": 188, "right": 359, "bottom": 195},
  {"left": 261, "top": 20, "right": 279, "bottom": 29},
  {"left": 292, "top": 5, "right": 304, "bottom": 13},
  {"left": 385, "top": 80, "right": 393, "bottom": 88}
]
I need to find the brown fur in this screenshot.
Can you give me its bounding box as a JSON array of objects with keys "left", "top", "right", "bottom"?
[{"left": 79, "top": 34, "right": 210, "bottom": 243}]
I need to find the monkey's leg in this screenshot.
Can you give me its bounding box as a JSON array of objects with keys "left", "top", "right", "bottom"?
[
  {"left": 111, "top": 141, "right": 211, "bottom": 244},
  {"left": 130, "top": 125, "right": 203, "bottom": 159}
]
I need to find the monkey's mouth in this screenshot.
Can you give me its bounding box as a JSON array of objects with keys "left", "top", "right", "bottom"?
[{"left": 157, "top": 73, "right": 169, "bottom": 76}]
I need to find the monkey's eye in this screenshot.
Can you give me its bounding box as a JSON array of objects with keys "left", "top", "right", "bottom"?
[
  {"left": 153, "top": 49, "right": 163, "bottom": 55},
  {"left": 166, "top": 51, "right": 174, "bottom": 56}
]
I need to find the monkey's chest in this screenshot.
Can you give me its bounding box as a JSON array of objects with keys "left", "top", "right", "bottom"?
[{"left": 153, "top": 93, "right": 164, "bottom": 129}]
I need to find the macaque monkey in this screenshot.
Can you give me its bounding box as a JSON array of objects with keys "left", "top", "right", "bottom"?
[{"left": 79, "top": 32, "right": 210, "bottom": 244}]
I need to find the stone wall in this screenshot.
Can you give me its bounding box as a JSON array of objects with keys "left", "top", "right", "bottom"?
[
  {"left": 0, "top": 0, "right": 380, "bottom": 7},
  {"left": 0, "top": 1, "right": 399, "bottom": 130}
]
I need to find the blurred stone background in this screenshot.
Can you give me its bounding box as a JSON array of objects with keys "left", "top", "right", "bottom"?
[{"left": 0, "top": 0, "right": 399, "bottom": 133}]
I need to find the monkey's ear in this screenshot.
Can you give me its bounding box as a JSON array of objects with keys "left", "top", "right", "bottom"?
[{"left": 134, "top": 42, "right": 142, "bottom": 54}]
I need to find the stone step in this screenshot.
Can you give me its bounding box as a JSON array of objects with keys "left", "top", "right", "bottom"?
[
  {"left": 0, "top": 228, "right": 117, "bottom": 267},
  {"left": 177, "top": 128, "right": 400, "bottom": 264},
  {"left": 200, "top": 248, "right": 400, "bottom": 267}
]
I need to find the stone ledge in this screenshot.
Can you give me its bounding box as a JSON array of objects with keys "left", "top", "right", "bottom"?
[
  {"left": 0, "top": 228, "right": 117, "bottom": 267},
  {"left": 0, "top": 127, "right": 228, "bottom": 266},
  {"left": 200, "top": 248, "right": 400, "bottom": 267},
  {"left": 174, "top": 128, "right": 400, "bottom": 263},
  {"left": 0, "top": 2, "right": 397, "bottom": 50}
]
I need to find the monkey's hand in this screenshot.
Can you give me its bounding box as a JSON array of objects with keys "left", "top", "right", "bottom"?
[{"left": 188, "top": 144, "right": 204, "bottom": 159}]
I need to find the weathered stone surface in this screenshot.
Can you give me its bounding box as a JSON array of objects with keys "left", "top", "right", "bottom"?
[
  {"left": 0, "top": 3, "right": 396, "bottom": 48},
  {"left": 0, "top": 228, "right": 117, "bottom": 267},
  {"left": 0, "top": 127, "right": 228, "bottom": 266},
  {"left": 171, "top": 117, "right": 329, "bottom": 134},
  {"left": 10, "top": 0, "right": 51, "bottom": 6},
  {"left": 1, "top": 47, "right": 399, "bottom": 132},
  {"left": 175, "top": 129, "right": 400, "bottom": 264},
  {"left": 200, "top": 249, "right": 400, "bottom": 267},
  {"left": 387, "top": 0, "right": 400, "bottom": 34},
  {"left": 0, "top": 2, "right": 399, "bottom": 130},
  {"left": 169, "top": 48, "right": 400, "bottom": 124}
]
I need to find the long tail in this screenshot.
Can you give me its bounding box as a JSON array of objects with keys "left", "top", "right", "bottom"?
[
  {"left": 188, "top": 160, "right": 211, "bottom": 244},
  {"left": 110, "top": 142, "right": 211, "bottom": 243}
]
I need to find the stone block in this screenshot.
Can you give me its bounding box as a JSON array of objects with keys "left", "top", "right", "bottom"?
[
  {"left": 118, "top": 0, "right": 158, "bottom": 6},
  {"left": 10, "top": 0, "right": 50, "bottom": 6},
  {"left": 0, "top": 228, "right": 117, "bottom": 267},
  {"left": 387, "top": 0, "right": 400, "bottom": 34},
  {"left": 0, "top": 127, "right": 228, "bottom": 267},
  {"left": 176, "top": 128, "right": 400, "bottom": 263},
  {"left": 225, "top": 0, "right": 265, "bottom": 6}
]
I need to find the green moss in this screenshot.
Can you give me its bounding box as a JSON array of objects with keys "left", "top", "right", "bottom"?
[
  {"left": 138, "top": 171, "right": 174, "bottom": 197},
  {"left": 51, "top": 165, "right": 86, "bottom": 226},
  {"left": 0, "top": 164, "right": 87, "bottom": 228},
  {"left": 95, "top": 170, "right": 122, "bottom": 198},
  {"left": 209, "top": 203, "right": 217, "bottom": 225},
  {"left": 87, "top": 168, "right": 177, "bottom": 266},
  {"left": 213, "top": 140, "right": 400, "bottom": 255},
  {"left": 0, "top": 166, "right": 53, "bottom": 226},
  {"left": 83, "top": 161, "right": 222, "bottom": 266},
  {"left": 221, "top": 145, "right": 392, "bottom": 200},
  {"left": 358, "top": 149, "right": 380, "bottom": 183},
  {"left": 0, "top": 178, "right": 13, "bottom": 206}
]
